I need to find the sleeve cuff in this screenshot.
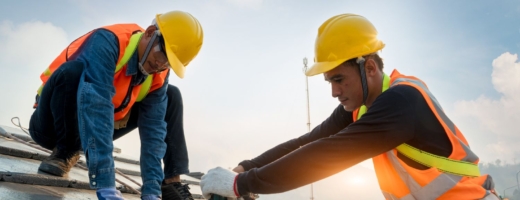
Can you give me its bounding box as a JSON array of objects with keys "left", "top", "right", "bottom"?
[{"left": 238, "top": 160, "right": 256, "bottom": 171}]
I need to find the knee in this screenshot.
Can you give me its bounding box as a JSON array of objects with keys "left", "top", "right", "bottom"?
[
  {"left": 28, "top": 124, "right": 55, "bottom": 150},
  {"left": 166, "top": 85, "right": 183, "bottom": 105}
]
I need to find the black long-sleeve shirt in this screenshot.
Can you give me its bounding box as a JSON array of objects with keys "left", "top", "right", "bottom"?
[{"left": 236, "top": 84, "right": 453, "bottom": 195}]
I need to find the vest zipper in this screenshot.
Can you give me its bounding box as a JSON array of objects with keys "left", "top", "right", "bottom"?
[{"left": 114, "top": 75, "right": 136, "bottom": 113}]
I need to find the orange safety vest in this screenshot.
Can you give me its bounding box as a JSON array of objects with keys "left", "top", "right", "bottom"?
[
  {"left": 36, "top": 24, "right": 168, "bottom": 121},
  {"left": 352, "top": 69, "right": 493, "bottom": 200}
]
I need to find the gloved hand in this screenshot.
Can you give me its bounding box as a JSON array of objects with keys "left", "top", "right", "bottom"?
[
  {"left": 96, "top": 187, "right": 124, "bottom": 200},
  {"left": 201, "top": 166, "right": 239, "bottom": 199}
]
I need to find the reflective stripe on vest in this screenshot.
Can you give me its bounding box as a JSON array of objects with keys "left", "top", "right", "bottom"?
[
  {"left": 35, "top": 24, "right": 168, "bottom": 121},
  {"left": 354, "top": 72, "right": 480, "bottom": 177},
  {"left": 37, "top": 31, "right": 153, "bottom": 103},
  {"left": 115, "top": 32, "right": 152, "bottom": 102},
  {"left": 353, "top": 69, "right": 488, "bottom": 199}
]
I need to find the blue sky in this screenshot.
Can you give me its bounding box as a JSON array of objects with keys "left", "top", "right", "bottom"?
[{"left": 0, "top": 1, "right": 519, "bottom": 199}]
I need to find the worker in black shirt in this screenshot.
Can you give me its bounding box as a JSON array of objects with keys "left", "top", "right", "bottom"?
[{"left": 200, "top": 13, "right": 498, "bottom": 200}]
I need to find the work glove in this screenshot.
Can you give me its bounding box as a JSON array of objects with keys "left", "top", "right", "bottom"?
[
  {"left": 96, "top": 187, "right": 124, "bottom": 200},
  {"left": 201, "top": 167, "right": 239, "bottom": 199}
]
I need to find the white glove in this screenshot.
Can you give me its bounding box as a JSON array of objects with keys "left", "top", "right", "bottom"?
[{"left": 201, "top": 166, "right": 239, "bottom": 199}]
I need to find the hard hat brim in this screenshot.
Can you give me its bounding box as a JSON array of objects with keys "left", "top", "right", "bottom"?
[
  {"left": 305, "top": 59, "right": 347, "bottom": 77},
  {"left": 156, "top": 13, "right": 186, "bottom": 79},
  {"left": 163, "top": 41, "right": 185, "bottom": 79}
]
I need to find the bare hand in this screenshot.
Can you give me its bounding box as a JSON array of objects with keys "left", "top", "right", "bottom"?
[{"left": 232, "top": 165, "right": 245, "bottom": 173}]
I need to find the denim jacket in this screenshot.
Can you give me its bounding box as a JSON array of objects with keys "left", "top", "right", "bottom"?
[{"left": 72, "top": 29, "right": 168, "bottom": 196}]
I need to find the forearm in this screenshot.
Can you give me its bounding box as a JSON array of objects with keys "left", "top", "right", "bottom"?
[
  {"left": 236, "top": 132, "right": 402, "bottom": 195},
  {"left": 77, "top": 73, "right": 117, "bottom": 188},
  {"left": 138, "top": 80, "right": 168, "bottom": 195},
  {"left": 236, "top": 137, "right": 365, "bottom": 194},
  {"left": 239, "top": 137, "right": 304, "bottom": 170},
  {"left": 139, "top": 118, "right": 167, "bottom": 195},
  {"left": 240, "top": 104, "right": 352, "bottom": 170}
]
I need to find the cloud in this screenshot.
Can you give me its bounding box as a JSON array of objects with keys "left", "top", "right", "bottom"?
[
  {"left": 453, "top": 52, "right": 520, "bottom": 162},
  {"left": 0, "top": 20, "right": 68, "bottom": 68},
  {"left": 0, "top": 20, "right": 69, "bottom": 128}
]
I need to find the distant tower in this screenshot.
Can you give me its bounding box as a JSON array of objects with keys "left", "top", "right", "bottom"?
[{"left": 303, "top": 57, "right": 314, "bottom": 200}]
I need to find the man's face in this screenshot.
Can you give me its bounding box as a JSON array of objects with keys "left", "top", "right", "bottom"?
[
  {"left": 324, "top": 64, "right": 363, "bottom": 112},
  {"left": 142, "top": 38, "right": 170, "bottom": 75}
]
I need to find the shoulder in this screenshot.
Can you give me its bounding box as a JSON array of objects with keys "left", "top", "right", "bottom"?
[
  {"left": 88, "top": 28, "right": 118, "bottom": 42},
  {"left": 71, "top": 28, "right": 118, "bottom": 51},
  {"left": 379, "top": 85, "right": 423, "bottom": 103},
  {"left": 67, "top": 28, "right": 120, "bottom": 63},
  {"left": 368, "top": 85, "right": 424, "bottom": 116},
  {"left": 82, "top": 28, "right": 120, "bottom": 52}
]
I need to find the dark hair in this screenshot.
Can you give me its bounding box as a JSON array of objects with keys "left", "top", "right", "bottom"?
[{"left": 342, "top": 53, "right": 384, "bottom": 71}]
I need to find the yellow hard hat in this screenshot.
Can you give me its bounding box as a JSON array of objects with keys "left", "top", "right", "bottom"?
[
  {"left": 155, "top": 11, "right": 204, "bottom": 78},
  {"left": 305, "top": 13, "right": 385, "bottom": 76}
]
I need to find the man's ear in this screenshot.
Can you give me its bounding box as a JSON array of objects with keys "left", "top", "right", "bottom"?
[
  {"left": 144, "top": 25, "right": 157, "bottom": 37},
  {"left": 364, "top": 58, "right": 378, "bottom": 77}
]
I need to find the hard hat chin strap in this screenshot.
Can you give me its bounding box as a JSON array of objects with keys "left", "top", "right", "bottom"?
[
  {"left": 357, "top": 57, "right": 369, "bottom": 105},
  {"left": 138, "top": 31, "right": 160, "bottom": 76}
]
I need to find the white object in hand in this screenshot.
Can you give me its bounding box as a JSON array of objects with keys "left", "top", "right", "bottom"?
[{"left": 201, "top": 166, "right": 239, "bottom": 199}]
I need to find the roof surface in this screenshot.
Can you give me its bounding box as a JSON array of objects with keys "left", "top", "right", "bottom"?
[{"left": 0, "top": 124, "right": 205, "bottom": 200}]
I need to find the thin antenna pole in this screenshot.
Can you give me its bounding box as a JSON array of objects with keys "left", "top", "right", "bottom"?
[
  {"left": 303, "top": 57, "right": 314, "bottom": 200},
  {"left": 303, "top": 58, "right": 311, "bottom": 133}
]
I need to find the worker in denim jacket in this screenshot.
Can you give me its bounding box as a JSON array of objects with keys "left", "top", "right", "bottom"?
[{"left": 29, "top": 10, "right": 203, "bottom": 200}]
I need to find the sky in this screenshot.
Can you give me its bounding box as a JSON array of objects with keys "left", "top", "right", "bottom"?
[{"left": 0, "top": 0, "right": 519, "bottom": 199}]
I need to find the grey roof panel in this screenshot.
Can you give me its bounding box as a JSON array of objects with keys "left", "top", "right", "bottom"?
[
  {"left": 0, "top": 135, "right": 48, "bottom": 154},
  {"left": 0, "top": 124, "right": 204, "bottom": 199},
  {"left": 0, "top": 151, "right": 105, "bottom": 186},
  {"left": 0, "top": 181, "right": 140, "bottom": 200}
]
